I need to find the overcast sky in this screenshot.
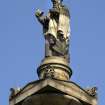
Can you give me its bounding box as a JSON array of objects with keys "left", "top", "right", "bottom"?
[{"left": 0, "top": 0, "right": 105, "bottom": 105}]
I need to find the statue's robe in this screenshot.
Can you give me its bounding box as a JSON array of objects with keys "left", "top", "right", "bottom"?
[
  {"left": 58, "top": 5, "right": 71, "bottom": 41},
  {"left": 45, "top": 18, "right": 58, "bottom": 39},
  {"left": 44, "top": 4, "right": 71, "bottom": 42}
]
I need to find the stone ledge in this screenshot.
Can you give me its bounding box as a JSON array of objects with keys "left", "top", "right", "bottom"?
[{"left": 9, "top": 78, "right": 97, "bottom": 105}]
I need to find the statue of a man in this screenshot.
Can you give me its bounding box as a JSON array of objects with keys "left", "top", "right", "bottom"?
[{"left": 35, "top": 0, "right": 70, "bottom": 62}]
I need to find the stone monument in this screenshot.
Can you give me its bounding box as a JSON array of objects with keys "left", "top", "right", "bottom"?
[{"left": 9, "top": 0, "right": 97, "bottom": 105}]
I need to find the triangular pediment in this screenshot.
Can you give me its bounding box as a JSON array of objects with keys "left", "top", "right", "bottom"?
[
  {"left": 35, "top": 85, "right": 66, "bottom": 94},
  {"left": 10, "top": 78, "right": 97, "bottom": 105}
]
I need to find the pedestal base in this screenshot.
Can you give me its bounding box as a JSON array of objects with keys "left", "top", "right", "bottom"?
[{"left": 37, "top": 56, "right": 72, "bottom": 80}]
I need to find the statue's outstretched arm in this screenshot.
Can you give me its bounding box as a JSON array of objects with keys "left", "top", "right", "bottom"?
[{"left": 35, "top": 9, "right": 50, "bottom": 25}]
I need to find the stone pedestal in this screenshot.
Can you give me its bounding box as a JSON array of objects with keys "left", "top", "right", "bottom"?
[{"left": 37, "top": 56, "right": 72, "bottom": 80}]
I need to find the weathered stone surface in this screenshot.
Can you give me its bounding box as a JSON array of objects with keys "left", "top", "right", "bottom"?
[
  {"left": 22, "top": 94, "right": 82, "bottom": 105},
  {"left": 9, "top": 0, "right": 98, "bottom": 105},
  {"left": 37, "top": 56, "right": 72, "bottom": 80},
  {"left": 9, "top": 78, "right": 97, "bottom": 105}
]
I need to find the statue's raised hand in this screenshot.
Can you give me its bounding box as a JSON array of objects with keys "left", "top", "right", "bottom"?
[{"left": 35, "top": 9, "right": 44, "bottom": 17}]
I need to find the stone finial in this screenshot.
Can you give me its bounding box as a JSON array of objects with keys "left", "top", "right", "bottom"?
[
  {"left": 9, "top": 87, "right": 21, "bottom": 100},
  {"left": 85, "top": 87, "right": 97, "bottom": 97}
]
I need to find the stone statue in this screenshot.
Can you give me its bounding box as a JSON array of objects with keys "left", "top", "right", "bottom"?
[{"left": 35, "top": 0, "right": 71, "bottom": 62}]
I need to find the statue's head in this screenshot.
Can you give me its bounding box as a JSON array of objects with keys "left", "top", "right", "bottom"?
[{"left": 51, "top": 0, "right": 63, "bottom": 4}]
